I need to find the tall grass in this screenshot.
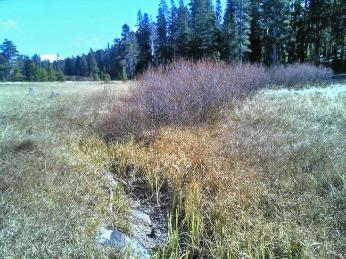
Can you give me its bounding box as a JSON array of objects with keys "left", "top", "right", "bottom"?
[
  {"left": 105, "top": 85, "right": 345, "bottom": 258},
  {"left": 100, "top": 61, "right": 342, "bottom": 258},
  {"left": 0, "top": 82, "right": 130, "bottom": 258}
]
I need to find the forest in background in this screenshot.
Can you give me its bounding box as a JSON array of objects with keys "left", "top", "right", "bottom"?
[{"left": 0, "top": 0, "right": 345, "bottom": 82}]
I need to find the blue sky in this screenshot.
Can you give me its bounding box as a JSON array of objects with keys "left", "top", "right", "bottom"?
[{"left": 0, "top": 0, "right": 225, "bottom": 60}]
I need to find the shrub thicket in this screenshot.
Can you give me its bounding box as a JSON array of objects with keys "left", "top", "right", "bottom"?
[{"left": 102, "top": 61, "right": 331, "bottom": 140}]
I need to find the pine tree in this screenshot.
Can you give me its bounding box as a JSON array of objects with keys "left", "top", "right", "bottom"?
[
  {"left": 249, "top": 0, "right": 262, "bottom": 62},
  {"left": 87, "top": 50, "right": 99, "bottom": 80},
  {"left": 189, "top": 0, "right": 217, "bottom": 58},
  {"left": 174, "top": 0, "right": 190, "bottom": 58},
  {"left": 215, "top": 0, "right": 222, "bottom": 26},
  {"left": 0, "top": 53, "right": 7, "bottom": 81},
  {"left": 80, "top": 55, "right": 88, "bottom": 77},
  {"left": 75, "top": 55, "right": 88, "bottom": 76},
  {"left": 64, "top": 57, "right": 76, "bottom": 76},
  {"left": 75, "top": 56, "right": 81, "bottom": 76},
  {"left": 223, "top": 0, "right": 238, "bottom": 62},
  {"left": 28, "top": 62, "right": 40, "bottom": 81},
  {"left": 330, "top": 0, "right": 346, "bottom": 72},
  {"left": 306, "top": 0, "right": 333, "bottom": 64},
  {"left": 288, "top": 0, "right": 308, "bottom": 63},
  {"left": 136, "top": 12, "right": 153, "bottom": 73},
  {"left": 0, "top": 39, "right": 19, "bottom": 81},
  {"left": 47, "top": 66, "right": 57, "bottom": 81},
  {"left": 203, "top": 0, "right": 218, "bottom": 58},
  {"left": 213, "top": 0, "right": 224, "bottom": 59},
  {"left": 168, "top": 0, "right": 178, "bottom": 59},
  {"left": 120, "top": 24, "right": 139, "bottom": 79},
  {"left": 234, "top": 0, "right": 252, "bottom": 63},
  {"left": 10, "top": 54, "right": 25, "bottom": 81},
  {"left": 156, "top": 0, "right": 170, "bottom": 64},
  {"left": 261, "top": 0, "right": 290, "bottom": 65},
  {"left": 137, "top": 10, "right": 143, "bottom": 27}
]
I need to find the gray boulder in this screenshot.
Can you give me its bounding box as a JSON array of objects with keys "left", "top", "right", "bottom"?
[{"left": 96, "top": 225, "right": 150, "bottom": 258}]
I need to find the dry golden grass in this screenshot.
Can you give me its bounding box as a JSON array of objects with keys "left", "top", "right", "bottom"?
[
  {"left": 1, "top": 81, "right": 345, "bottom": 258},
  {"left": 106, "top": 84, "right": 345, "bottom": 258},
  {"left": 0, "top": 81, "right": 132, "bottom": 258}
]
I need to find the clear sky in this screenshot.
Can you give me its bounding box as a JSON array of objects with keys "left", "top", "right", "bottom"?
[{"left": 0, "top": 0, "right": 225, "bottom": 60}]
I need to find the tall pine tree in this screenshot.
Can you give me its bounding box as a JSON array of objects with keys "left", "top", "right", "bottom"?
[
  {"left": 189, "top": 0, "right": 217, "bottom": 58},
  {"left": 234, "top": 0, "right": 252, "bottom": 63},
  {"left": 136, "top": 12, "right": 153, "bottom": 73},
  {"left": 215, "top": 0, "right": 223, "bottom": 26},
  {"left": 261, "top": 0, "right": 290, "bottom": 65},
  {"left": 155, "top": 0, "right": 170, "bottom": 64},
  {"left": 174, "top": 0, "right": 191, "bottom": 58},
  {"left": 87, "top": 49, "right": 99, "bottom": 80},
  {"left": 249, "top": 0, "right": 262, "bottom": 62},
  {"left": 0, "top": 39, "right": 19, "bottom": 81},
  {"left": 223, "top": 0, "right": 238, "bottom": 62},
  {"left": 120, "top": 24, "right": 139, "bottom": 79}
]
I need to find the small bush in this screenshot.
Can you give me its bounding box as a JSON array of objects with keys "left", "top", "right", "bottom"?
[{"left": 102, "top": 61, "right": 331, "bottom": 140}]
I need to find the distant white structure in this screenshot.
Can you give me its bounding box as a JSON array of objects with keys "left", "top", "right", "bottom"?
[{"left": 41, "top": 53, "right": 64, "bottom": 62}]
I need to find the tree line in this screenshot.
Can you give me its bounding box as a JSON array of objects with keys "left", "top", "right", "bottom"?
[
  {"left": 0, "top": 39, "right": 65, "bottom": 82},
  {"left": 1, "top": 0, "right": 345, "bottom": 82}
]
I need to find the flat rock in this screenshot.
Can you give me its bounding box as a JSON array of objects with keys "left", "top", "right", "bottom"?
[
  {"left": 131, "top": 209, "right": 151, "bottom": 225},
  {"left": 103, "top": 171, "right": 117, "bottom": 188},
  {"left": 96, "top": 225, "right": 150, "bottom": 258}
]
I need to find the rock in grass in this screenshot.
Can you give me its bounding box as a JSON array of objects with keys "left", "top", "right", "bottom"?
[
  {"left": 96, "top": 225, "right": 150, "bottom": 258},
  {"left": 28, "top": 87, "right": 36, "bottom": 95},
  {"left": 103, "top": 171, "right": 118, "bottom": 189},
  {"left": 131, "top": 209, "right": 151, "bottom": 225},
  {"left": 49, "top": 90, "right": 60, "bottom": 98}
]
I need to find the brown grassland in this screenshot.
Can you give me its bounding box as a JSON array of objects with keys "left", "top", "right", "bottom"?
[{"left": 0, "top": 63, "right": 345, "bottom": 258}]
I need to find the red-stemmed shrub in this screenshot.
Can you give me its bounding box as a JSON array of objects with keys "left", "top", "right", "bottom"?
[{"left": 101, "top": 61, "right": 331, "bottom": 141}]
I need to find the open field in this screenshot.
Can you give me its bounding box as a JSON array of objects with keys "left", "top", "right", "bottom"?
[
  {"left": 0, "top": 82, "right": 132, "bottom": 258},
  {"left": 0, "top": 81, "right": 345, "bottom": 258}
]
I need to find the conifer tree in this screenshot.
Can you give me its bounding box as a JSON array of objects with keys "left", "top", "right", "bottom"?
[
  {"left": 223, "top": 0, "right": 238, "bottom": 62},
  {"left": 174, "top": 0, "right": 191, "bottom": 58},
  {"left": 189, "top": 0, "right": 217, "bottom": 58},
  {"left": 78, "top": 55, "right": 88, "bottom": 76},
  {"left": 261, "top": 0, "right": 290, "bottom": 65},
  {"left": 167, "top": 0, "right": 178, "bottom": 59},
  {"left": 87, "top": 49, "right": 99, "bottom": 80},
  {"left": 234, "top": 0, "right": 252, "bottom": 63},
  {"left": 288, "top": 0, "right": 308, "bottom": 62},
  {"left": 136, "top": 12, "right": 153, "bottom": 73},
  {"left": 215, "top": 0, "right": 223, "bottom": 26},
  {"left": 120, "top": 24, "right": 139, "bottom": 79},
  {"left": 0, "top": 39, "right": 19, "bottom": 80},
  {"left": 12, "top": 56, "right": 25, "bottom": 81},
  {"left": 306, "top": 0, "right": 332, "bottom": 63},
  {"left": 156, "top": 0, "right": 170, "bottom": 64},
  {"left": 249, "top": 0, "right": 262, "bottom": 62}
]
